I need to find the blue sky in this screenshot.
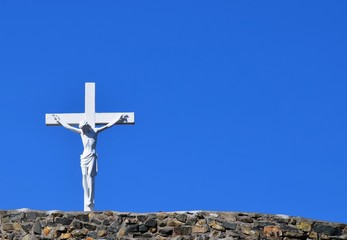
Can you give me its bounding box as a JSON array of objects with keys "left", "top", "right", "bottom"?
[{"left": 0, "top": 1, "right": 347, "bottom": 223}]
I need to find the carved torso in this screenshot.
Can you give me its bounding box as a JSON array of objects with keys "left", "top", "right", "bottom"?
[{"left": 80, "top": 129, "right": 98, "bottom": 159}]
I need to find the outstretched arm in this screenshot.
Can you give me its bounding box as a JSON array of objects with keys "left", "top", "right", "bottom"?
[
  {"left": 52, "top": 115, "right": 81, "bottom": 134},
  {"left": 95, "top": 114, "right": 129, "bottom": 133}
]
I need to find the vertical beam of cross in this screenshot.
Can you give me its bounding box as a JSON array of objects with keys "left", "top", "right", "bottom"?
[{"left": 85, "top": 82, "right": 96, "bottom": 128}]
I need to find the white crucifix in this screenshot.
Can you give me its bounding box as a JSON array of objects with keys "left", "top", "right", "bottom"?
[{"left": 46, "top": 82, "right": 135, "bottom": 211}]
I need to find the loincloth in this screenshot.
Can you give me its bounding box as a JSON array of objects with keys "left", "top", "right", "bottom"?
[{"left": 80, "top": 153, "right": 98, "bottom": 177}]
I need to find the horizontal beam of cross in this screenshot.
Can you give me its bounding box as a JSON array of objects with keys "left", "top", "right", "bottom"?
[{"left": 45, "top": 112, "right": 135, "bottom": 126}]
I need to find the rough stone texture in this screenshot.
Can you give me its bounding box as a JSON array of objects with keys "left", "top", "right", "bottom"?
[{"left": 0, "top": 210, "right": 345, "bottom": 239}]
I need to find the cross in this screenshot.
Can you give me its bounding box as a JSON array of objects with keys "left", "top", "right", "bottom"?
[
  {"left": 45, "top": 82, "right": 135, "bottom": 127},
  {"left": 46, "top": 82, "right": 134, "bottom": 211}
]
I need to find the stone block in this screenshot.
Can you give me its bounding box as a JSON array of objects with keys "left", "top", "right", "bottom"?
[
  {"left": 159, "top": 227, "right": 173, "bottom": 237},
  {"left": 297, "top": 221, "right": 312, "bottom": 232},
  {"left": 176, "top": 213, "right": 187, "bottom": 223},
  {"left": 60, "top": 233, "right": 72, "bottom": 239},
  {"left": 145, "top": 219, "right": 157, "bottom": 228},
  {"left": 55, "top": 217, "right": 73, "bottom": 225},
  {"left": 75, "top": 214, "right": 89, "bottom": 222},
  {"left": 209, "top": 220, "right": 225, "bottom": 231},
  {"left": 174, "top": 225, "right": 192, "bottom": 235},
  {"left": 263, "top": 226, "right": 282, "bottom": 238},
  {"left": 2, "top": 223, "right": 14, "bottom": 231},
  {"left": 33, "top": 221, "right": 41, "bottom": 235}
]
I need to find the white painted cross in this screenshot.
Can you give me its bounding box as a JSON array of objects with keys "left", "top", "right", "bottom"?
[
  {"left": 46, "top": 82, "right": 134, "bottom": 211},
  {"left": 45, "top": 82, "right": 135, "bottom": 127}
]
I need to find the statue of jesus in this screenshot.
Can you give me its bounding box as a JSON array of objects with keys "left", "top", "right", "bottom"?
[{"left": 52, "top": 114, "right": 128, "bottom": 211}]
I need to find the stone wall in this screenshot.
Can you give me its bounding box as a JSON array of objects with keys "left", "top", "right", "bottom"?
[{"left": 0, "top": 210, "right": 346, "bottom": 240}]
